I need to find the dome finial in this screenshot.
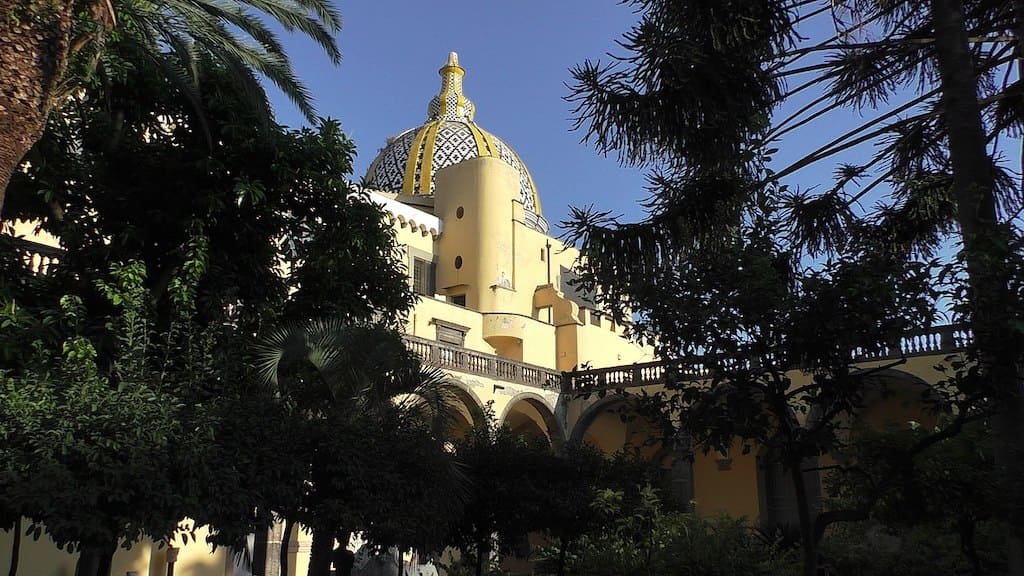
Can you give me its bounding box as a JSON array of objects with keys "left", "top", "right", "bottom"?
[{"left": 428, "top": 51, "right": 475, "bottom": 121}]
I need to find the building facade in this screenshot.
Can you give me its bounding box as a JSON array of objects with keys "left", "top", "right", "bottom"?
[{"left": 0, "top": 53, "right": 967, "bottom": 576}]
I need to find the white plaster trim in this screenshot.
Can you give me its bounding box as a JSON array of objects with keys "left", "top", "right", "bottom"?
[{"left": 367, "top": 190, "right": 443, "bottom": 237}]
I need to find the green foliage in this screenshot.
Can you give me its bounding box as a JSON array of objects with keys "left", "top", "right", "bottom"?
[
  {"left": 7, "top": 43, "right": 414, "bottom": 336},
  {"left": 820, "top": 419, "right": 1007, "bottom": 574},
  {"left": 443, "top": 407, "right": 557, "bottom": 576},
  {"left": 255, "top": 320, "right": 463, "bottom": 566},
  {"left": 819, "top": 520, "right": 1006, "bottom": 576},
  {"left": 57, "top": 0, "right": 343, "bottom": 125},
  {"left": 0, "top": 259, "right": 201, "bottom": 551},
  {"left": 0, "top": 37, "right": 415, "bottom": 567},
  {"left": 566, "top": 3, "right": 1024, "bottom": 575},
  {"left": 555, "top": 487, "right": 797, "bottom": 576},
  {"left": 531, "top": 443, "right": 673, "bottom": 576}
]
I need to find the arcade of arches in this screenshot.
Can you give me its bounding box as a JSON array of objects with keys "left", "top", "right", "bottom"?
[{"left": 436, "top": 360, "right": 949, "bottom": 528}]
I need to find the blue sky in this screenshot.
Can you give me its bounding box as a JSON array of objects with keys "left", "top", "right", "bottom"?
[
  {"left": 264, "top": 0, "right": 663, "bottom": 230},
  {"left": 264, "top": 2, "right": 1020, "bottom": 235}
]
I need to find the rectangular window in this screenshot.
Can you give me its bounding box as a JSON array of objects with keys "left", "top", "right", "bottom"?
[
  {"left": 433, "top": 319, "right": 469, "bottom": 347},
  {"left": 412, "top": 257, "right": 435, "bottom": 296},
  {"left": 436, "top": 325, "right": 466, "bottom": 347},
  {"left": 450, "top": 294, "right": 467, "bottom": 307}
]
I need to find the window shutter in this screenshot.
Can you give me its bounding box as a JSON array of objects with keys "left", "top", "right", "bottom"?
[{"left": 436, "top": 325, "right": 466, "bottom": 347}]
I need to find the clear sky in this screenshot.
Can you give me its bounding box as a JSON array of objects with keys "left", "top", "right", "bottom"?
[
  {"left": 264, "top": 0, "right": 654, "bottom": 231},
  {"left": 264, "top": 2, "right": 1020, "bottom": 236}
]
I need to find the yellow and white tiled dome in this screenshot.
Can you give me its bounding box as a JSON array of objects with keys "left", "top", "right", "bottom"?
[{"left": 365, "top": 53, "right": 544, "bottom": 224}]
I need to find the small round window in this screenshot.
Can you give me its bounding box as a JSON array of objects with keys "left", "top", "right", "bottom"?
[
  {"left": 454, "top": 256, "right": 463, "bottom": 269},
  {"left": 456, "top": 206, "right": 465, "bottom": 219}
]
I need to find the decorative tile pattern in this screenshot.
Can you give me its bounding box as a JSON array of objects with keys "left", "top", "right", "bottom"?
[
  {"left": 427, "top": 122, "right": 478, "bottom": 192},
  {"left": 367, "top": 129, "right": 418, "bottom": 193},
  {"left": 363, "top": 53, "right": 542, "bottom": 226},
  {"left": 365, "top": 121, "right": 540, "bottom": 213}
]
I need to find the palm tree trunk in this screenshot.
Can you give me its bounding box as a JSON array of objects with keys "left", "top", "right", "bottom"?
[
  {"left": 0, "top": 0, "right": 77, "bottom": 212},
  {"left": 7, "top": 518, "right": 21, "bottom": 576},
  {"left": 930, "top": 1, "right": 1024, "bottom": 574},
  {"left": 474, "top": 536, "right": 488, "bottom": 576},
  {"left": 253, "top": 525, "right": 269, "bottom": 576}
]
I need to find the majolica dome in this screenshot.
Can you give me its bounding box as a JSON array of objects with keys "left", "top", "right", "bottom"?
[{"left": 365, "top": 53, "right": 545, "bottom": 227}]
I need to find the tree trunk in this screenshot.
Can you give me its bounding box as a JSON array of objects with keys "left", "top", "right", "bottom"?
[
  {"left": 789, "top": 457, "right": 817, "bottom": 576},
  {"left": 556, "top": 538, "right": 568, "bottom": 576},
  {"left": 930, "top": 1, "right": 1024, "bottom": 574},
  {"left": 333, "top": 530, "right": 354, "bottom": 576},
  {"left": 0, "top": 0, "right": 74, "bottom": 212},
  {"left": 307, "top": 529, "right": 333, "bottom": 576},
  {"left": 958, "top": 517, "right": 983, "bottom": 576},
  {"left": 474, "top": 536, "right": 488, "bottom": 576},
  {"left": 7, "top": 518, "right": 20, "bottom": 576},
  {"left": 253, "top": 525, "right": 269, "bottom": 576},
  {"left": 280, "top": 519, "right": 294, "bottom": 576},
  {"left": 74, "top": 540, "right": 116, "bottom": 576}
]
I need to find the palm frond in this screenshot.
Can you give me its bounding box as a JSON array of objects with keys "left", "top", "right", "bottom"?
[
  {"left": 114, "top": 0, "right": 340, "bottom": 123},
  {"left": 781, "top": 189, "right": 854, "bottom": 257}
]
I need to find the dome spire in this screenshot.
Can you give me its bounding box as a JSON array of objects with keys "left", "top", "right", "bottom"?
[{"left": 428, "top": 51, "right": 475, "bottom": 121}]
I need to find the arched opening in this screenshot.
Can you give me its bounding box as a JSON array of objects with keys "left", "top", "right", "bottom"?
[
  {"left": 570, "top": 396, "right": 697, "bottom": 509},
  {"left": 500, "top": 394, "right": 564, "bottom": 447},
  {"left": 852, "top": 369, "right": 940, "bottom": 434},
  {"left": 757, "top": 370, "right": 937, "bottom": 532},
  {"left": 443, "top": 382, "right": 485, "bottom": 441},
  {"left": 818, "top": 369, "right": 940, "bottom": 478},
  {"left": 571, "top": 396, "right": 665, "bottom": 459}
]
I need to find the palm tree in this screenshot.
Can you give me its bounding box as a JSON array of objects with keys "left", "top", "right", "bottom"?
[
  {"left": 0, "top": 0, "right": 341, "bottom": 213},
  {"left": 255, "top": 320, "right": 462, "bottom": 576}
]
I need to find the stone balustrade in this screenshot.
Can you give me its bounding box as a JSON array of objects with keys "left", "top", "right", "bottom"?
[
  {"left": 562, "top": 324, "right": 974, "bottom": 394},
  {"left": 8, "top": 237, "right": 977, "bottom": 395},
  {"left": 9, "top": 237, "right": 61, "bottom": 274},
  {"left": 402, "top": 334, "right": 561, "bottom": 391}
]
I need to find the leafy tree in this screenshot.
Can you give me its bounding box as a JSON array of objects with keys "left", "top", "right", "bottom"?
[
  {"left": 1, "top": 44, "right": 414, "bottom": 576},
  {"left": 255, "top": 320, "right": 462, "bottom": 576},
  {"left": 533, "top": 444, "right": 606, "bottom": 576},
  {"left": 0, "top": 0, "right": 341, "bottom": 210},
  {"left": 568, "top": 1, "right": 1024, "bottom": 572},
  {"left": 564, "top": 486, "right": 796, "bottom": 576},
  {"left": 824, "top": 419, "right": 1003, "bottom": 575},
  {"left": 534, "top": 446, "right": 665, "bottom": 576},
  {"left": 0, "top": 258, "right": 211, "bottom": 576},
  {"left": 4, "top": 42, "right": 412, "bottom": 335},
  {"left": 444, "top": 407, "right": 557, "bottom": 576},
  {"left": 569, "top": 189, "right": 994, "bottom": 574}
]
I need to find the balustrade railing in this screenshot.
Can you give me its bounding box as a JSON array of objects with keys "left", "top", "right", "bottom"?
[
  {"left": 563, "top": 324, "right": 974, "bottom": 394},
  {"left": 402, "top": 334, "right": 561, "bottom": 391},
  {"left": 9, "top": 237, "right": 61, "bottom": 274},
  {"left": 9, "top": 237, "right": 976, "bottom": 396}
]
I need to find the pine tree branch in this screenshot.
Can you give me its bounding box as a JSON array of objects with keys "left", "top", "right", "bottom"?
[
  {"left": 768, "top": 52, "right": 931, "bottom": 143},
  {"left": 770, "top": 89, "right": 941, "bottom": 184}
]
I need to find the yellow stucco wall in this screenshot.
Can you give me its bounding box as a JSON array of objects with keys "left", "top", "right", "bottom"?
[
  {"left": 396, "top": 157, "right": 652, "bottom": 375},
  {"left": 0, "top": 523, "right": 230, "bottom": 576},
  {"left": 564, "top": 357, "right": 961, "bottom": 524},
  {"left": 692, "top": 441, "right": 762, "bottom": 521}
]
